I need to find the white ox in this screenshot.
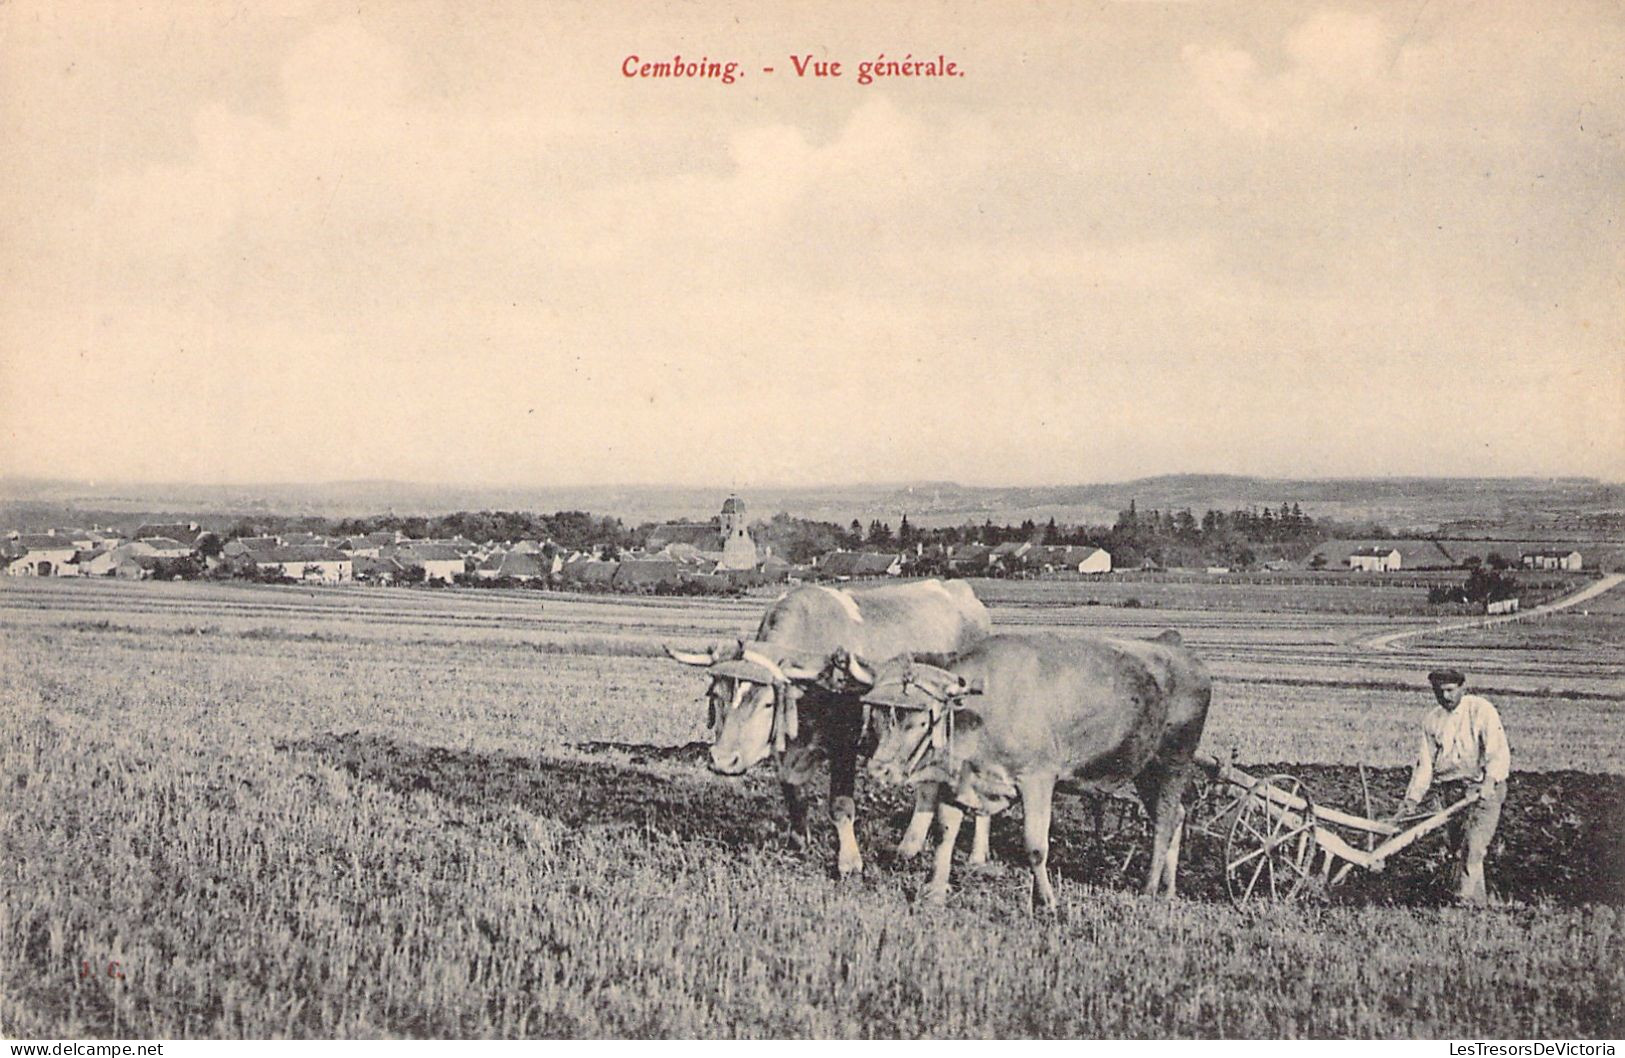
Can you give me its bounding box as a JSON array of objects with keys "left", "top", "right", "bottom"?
[{"left": 667, "top": 579, "right": 992, "bottom": 876}]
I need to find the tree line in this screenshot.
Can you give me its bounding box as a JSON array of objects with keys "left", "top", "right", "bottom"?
[
  {"left": 219, "top": 500, "right": 1331, "bottom": 570},
  {"left": 753, "top": 501, "right": 1330, "bottom": 569}
]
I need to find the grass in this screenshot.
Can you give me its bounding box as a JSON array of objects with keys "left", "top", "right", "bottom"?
[
  {"left": 6, "top": 709, "right": 1620, "bottom": 1038},
  {"left": 2, "top": 576, "right": 1623, "bottom": 1038},
  {"left": 973, "top": 573, "right": 1584, "bottom": 616}
]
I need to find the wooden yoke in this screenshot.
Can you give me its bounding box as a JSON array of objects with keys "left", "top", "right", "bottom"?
[{"left": 860, "top": 660, "right": 980, "bottom": 776}]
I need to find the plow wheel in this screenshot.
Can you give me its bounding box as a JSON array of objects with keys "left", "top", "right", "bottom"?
[{"left": 1225, "top": 774, "right": 1317, "bottom": 907}]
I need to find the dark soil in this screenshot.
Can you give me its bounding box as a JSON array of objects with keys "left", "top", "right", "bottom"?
[
  {"left": 1174, "top": 762, "right": 1625, "bottom": 908},
  {"left": 282, "top": 733, "right": 1625, "bottom": 908}
]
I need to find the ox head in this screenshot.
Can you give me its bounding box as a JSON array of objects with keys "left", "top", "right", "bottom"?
[
  {"left": 664, "top": 639, "right": 828, "bottom": 776},
  {"left": 837, "top": 653, "right": 982, "bottom": 786}
]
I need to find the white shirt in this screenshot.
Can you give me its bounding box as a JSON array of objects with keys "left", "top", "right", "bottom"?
[{"left": 1404, "top": 693, "right": 1511, "bottom": 803}]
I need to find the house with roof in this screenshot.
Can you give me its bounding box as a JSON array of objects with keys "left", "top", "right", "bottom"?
[
  {"left": 3, "top": 535, "right": 81, "bottom": 576},
  {"left": 225, "top": 536, "right": 280, "bottom": 554},
  {"left": 386, "top": 543, "right": 465, "bottom": 583},
  {"left": 324, "top": 531, "right": 398, "bottom": 558},
  {"left": 114, "top": 554, "right": 162, "bottom": 579},
  {"left": 253, "top": 546, "right": 353, "bottom": 583},
  {"left": 613, "top": 559, "right": 689, "bottom": 592},
  {"left": 338, "top": 533, "right": 397, "bottom": 558},
  {"left": 758, "top": 554, "right": 793, "bottom": 579},
  {"left": 1346, "top": 546, "right": 1402, "bottom": 572},
  {"left": 987, "top": 541, "right": 1038, "bottom": 574},
  {"left": 49, "top": 528, "right": 119, "bottom": 550},
  {"left": 132, "top": 522, "right": 200, "bottom": 544},
  {"left": 352, "top": 555, "right": 408, "bottom": 584},
  {"left": 79, "top": 546, "right": 127, "bottom": 577},
  {"left": 126, "top": 537, "right": 196, "bottom": 561},
  {"left": 1032, "top": 545, "right": 1112, "bottom": 574},
  {"left": 945, "top": 543, "right": 992, "bottom": 574},
  {"left": 819, "top": 551, "right": 904, "bottom": 579},
  {"left": 1521, "top": 549, "right": 1583, "bottom": 571},
  {"left": 650, "top": 541, "right": 716, "bottom": 565},
  {"left": 222, "top": 537, "right": 281, "bottom": 573},
  {"left": 1434, "top": 540, "right": 1598, "bottom": 571},
  {"left": 645, "top": 521, "right": 722, "bottom": 550},
  {"left": 475, "top": 550, "right": 547, "bottom": 582},
  {"left": 560, "top": 558, "right": 619, "bottom": 590},
  {"left": 1308, "top": 539, "right": 1455, "bottom": 571}
]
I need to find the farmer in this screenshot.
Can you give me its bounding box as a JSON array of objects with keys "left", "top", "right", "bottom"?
[{"left": 1394, "top": 668, "right": 1511, "bottom": 906}]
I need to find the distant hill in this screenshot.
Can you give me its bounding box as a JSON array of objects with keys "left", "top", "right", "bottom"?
[{"left": 0, "top": 474, "right": 1619, "bottom": 536}]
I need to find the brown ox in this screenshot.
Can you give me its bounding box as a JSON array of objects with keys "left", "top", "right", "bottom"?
[
  {"left": 843, "top": 630, "right": 1211, "bottom": 910},
  {"left": 666, "top": 579, "right": 992, "bottom": 876}
]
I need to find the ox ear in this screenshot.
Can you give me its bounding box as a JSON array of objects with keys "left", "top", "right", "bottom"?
[
  {"left": 665, "top": 643, "right": 716, "bottom": 667},
  {"left": 947, "top": 677, "right": 984, "bottom": 713}
]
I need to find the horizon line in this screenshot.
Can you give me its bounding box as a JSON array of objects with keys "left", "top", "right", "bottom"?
[{"left": 0, "top": 471, "right": 1615, "bottom": 495}]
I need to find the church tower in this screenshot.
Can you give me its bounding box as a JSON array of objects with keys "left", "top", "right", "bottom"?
[{"left": 717, "top": 494, "right": 757, "bottom": 571}]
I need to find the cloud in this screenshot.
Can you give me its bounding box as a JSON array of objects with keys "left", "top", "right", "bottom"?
[
  {"left": 2, "top": 4, "right": 1620, "bottom": 486},
  {"left": 1180, "top": 9, "right": 1396, "bottom": 136}
]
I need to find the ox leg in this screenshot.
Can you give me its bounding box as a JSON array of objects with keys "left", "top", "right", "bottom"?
[
  {"left": 897, "top": 786, "right": 936, "bottom": 859},
  {"left": 780, "top": 781, "right": 811, "bottom": 850},
  {"left": 968, "top": 813, "right": 992, "bottom": 866},
  {"left": 1163, "top": 804, "right": 1185, "bottom": 896},
  {"left": 922, "top": 790, "right": 964, "bottom": 906},
  {"left": 828, "top": 728, "right": 864, "bottom": 878},
  {"left": 1135, "top": 763, "right": 1191, "bottom": 898},
  {"left": 1018, "top": 774, "right": 1058, "bottom": 913}
]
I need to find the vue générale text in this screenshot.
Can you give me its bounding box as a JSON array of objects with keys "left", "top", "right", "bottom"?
[{"left": 621, "top": 54, "right": 965, "bottom": 86}]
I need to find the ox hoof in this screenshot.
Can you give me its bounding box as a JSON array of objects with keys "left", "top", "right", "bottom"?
[
  {"left": 964, "top": 859, "right": 1008, "bottom": 878},
  {"left": 836, "top": 855, "right": 865, "bottom": 880},
  {"left": 918, "top": 884, "right": 951, "bottom": 908},
  {"left": 894, "top": 840, "right": 927, "bottom": 861}
]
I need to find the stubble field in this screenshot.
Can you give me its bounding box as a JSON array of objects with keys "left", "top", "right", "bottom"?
[{"left": 2, "top": 576, "right": 1622, "bottom": 1038}]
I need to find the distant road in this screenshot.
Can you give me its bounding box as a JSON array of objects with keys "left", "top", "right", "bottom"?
[{"left": 1361, "top": 572, "right": 1625, "bottom": 651}]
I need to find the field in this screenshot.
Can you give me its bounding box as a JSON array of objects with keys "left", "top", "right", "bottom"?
[
  {"left": 975, "top": 571, "right": 1588, "bottom": 616},
  {"left": 3, "top": 576, "right": 1623, "bottom": 1038}
]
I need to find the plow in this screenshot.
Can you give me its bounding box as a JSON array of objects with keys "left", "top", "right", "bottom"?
[{"left": 1185, "top": 751, "right": 1480, "bottom": 907}]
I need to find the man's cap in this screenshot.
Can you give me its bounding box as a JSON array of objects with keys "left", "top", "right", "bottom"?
[{"left": 1428, "top": 668, "right": 1466, "bottom": 687}]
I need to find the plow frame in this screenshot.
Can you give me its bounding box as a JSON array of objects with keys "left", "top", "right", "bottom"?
[{"left": 1189, "top": 751, "right": 1480, "bottom": 907}]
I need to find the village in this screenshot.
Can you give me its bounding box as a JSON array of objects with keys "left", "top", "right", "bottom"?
[{"left": 0, "top": 493, "right": 1603, "bottom": 600}]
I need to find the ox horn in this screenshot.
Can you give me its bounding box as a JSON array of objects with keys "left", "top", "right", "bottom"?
[
  {"left": 778, "top": 659, "right": 821, "bottom": 682},
  {"left": 737, "top": 646, "right": 789, "bottom": 684},
  {"left": 664, "top": 643, "right": 716, "bottom": 666},
  {"left": 844, "top": 652, "right": 876, "bottom": 688}
]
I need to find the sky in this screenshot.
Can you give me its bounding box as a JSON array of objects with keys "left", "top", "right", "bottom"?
[{"left": 2, "top": 1, "right": 1621, "bottom": 488}]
